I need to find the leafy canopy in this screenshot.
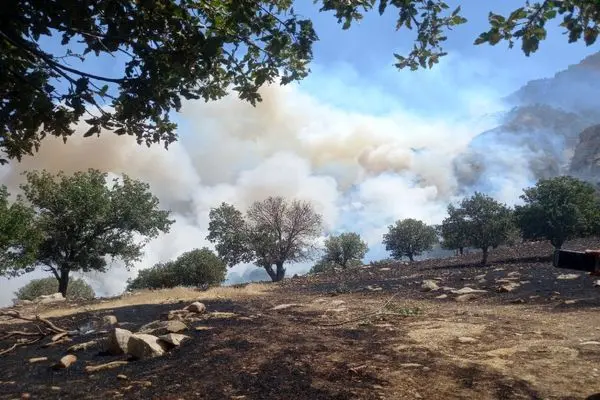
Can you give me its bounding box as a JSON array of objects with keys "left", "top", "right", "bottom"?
[
  {"left": 3, "top": 1, "right": 598, "bottom": 164},
  {"left": 126, "top": 247, "right": 227, "bottom": 290},
  {"left": 382, "top": 218, "right": 437, "bottom": 262},
  {"left": 0, "top": 186, "right": 41, "bottom": 274},
  {"left": 515, "top": 176, "right": 600, "bottom": 249},
  {"left": 207, "top": 196, "right": 323, "bottom": 282},
  {"left": 321, "top": 232, "right": 369, "bottom": 269},
  {"left": 8, "top": 169, "right": 173, "bottom": 295},
  {"left": 453, "top": 192, "right": 516, "bottom": 264},
  {"left": 437, "top": 204, "right": 469, "bottom": 254}
]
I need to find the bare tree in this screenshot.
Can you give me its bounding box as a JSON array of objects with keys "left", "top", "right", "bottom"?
[{"left": 207, "top": 196, "right": 323, "bottom": 282}]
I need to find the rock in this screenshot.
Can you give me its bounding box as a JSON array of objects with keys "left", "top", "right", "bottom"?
[
  {"left": 557, "top": 273, "right": 580, "bottom": 280},
  {"left": 421, "top": 280, "right": 440, "bottom": 292},
  {"left": 329, "top": 300, "right": 346, "bottom": 307},
  {"left": 593, "top": 280, "right": 600, "bottom": 287},
  {"left": 54, "top": 354, "right": 77, "bottom": 369},
  {"left": 28, "top": 357, "right": 48, "bottom": 363},
  {"left": 195, "top": 326, "right": 214, "bottom": 331},
  {"left": 366, "top": 285, "right": 382, "bottom": 292},
  {"left": 451, "top": 287, "right": 487, "bottom": 295},
  {"left": 325, "top": 307, "right": 347, "bottom": 313},
  {"left": 117, "top": 374, "right": 129, "bottom": 380},
  {"left": 36, "top": 293, "right": 66, "bottom": 304},
  {"left": 564, "top": 299, "right": 578, "bottom": 305},
  {"left": 498, "top": 282, "right": 521, "bottom": 293},
  {"left": 105, "top": 328, "right": 132, "bottom": 355},
  {"left": 164, "top": 309, "right": 192, "bottom": 321},
  {"left": 510, "top": 298, "right": 526, "bottom": 304},
  {"left": 455, "top": 294, "right": 480, "bottom": 302},
  {"left": 435, "top": 294, "right": 448, "bottom": 299},
  {"left": 158, "top": 333, "right": 190, "bottom": 347},
  {"left": 507, "top": 272, "right": 521, "bottom": 278},
  {"left": 474, "top": 274, "right": 486, "bottom": 280},
  {"left": 127, "top": 334, "right": 166, "bottom": 359},
  {"left": 379, "top": 268, "right": 391, "bottom": 271},
  {"left": 102, "top": 315, "right": 118, "bottom": 326},
  {"left": 457, "top": 336, "right": 478, "bottom": 344},
  {"left": 139, "top": 320, "right": 188, "bottom": 335},
  {"left": 271, "top": 303, "right": 303, "bottom": 310},
  {"left": 184, "top": 302, "right": 206, "bottom": 314},
  {"left": 67, "top": 340, "right": 99, "bottom": 353}
]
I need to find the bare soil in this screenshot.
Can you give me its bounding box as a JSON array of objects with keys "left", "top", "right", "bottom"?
[{"left": 1, "top": 239, "right": 600, "bottom": 400}]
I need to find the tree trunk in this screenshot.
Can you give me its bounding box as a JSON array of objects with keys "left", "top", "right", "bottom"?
[
  {"left": 481, "top": 248, "right": 489, "bottom": 266},
  {"left": 275, "top": 262, "right": 285, "bottom": 282},
  {"left": 408, "top": 253, "right": 414, "bottom": 262},
  {"left": 263, "top": 265, "right": 277, "bottom": 282},
  {"left": 459, "top": 247, "right": 464, "bottom": 256},
  {"left": 58, "top": 269, "right": 70, "bottom": 298}
]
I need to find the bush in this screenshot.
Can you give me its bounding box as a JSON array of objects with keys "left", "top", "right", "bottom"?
[
  {"left": 321, "top": 232, "right": 369, "bottom": 269},
  {"left": 126, "top": 247, "right": 227, "bottom": 290},
  {"left": 15, "top": 277, "right": 95, "bottom": 301}
]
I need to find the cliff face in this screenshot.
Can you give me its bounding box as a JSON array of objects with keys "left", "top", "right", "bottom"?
[{"left": 569, "top": 125, "right": 600, "bottom": 182}]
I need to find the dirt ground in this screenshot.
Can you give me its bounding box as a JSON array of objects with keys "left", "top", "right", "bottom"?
[{"left": 1, "top": 239, "right": 600, "bottom": 400}]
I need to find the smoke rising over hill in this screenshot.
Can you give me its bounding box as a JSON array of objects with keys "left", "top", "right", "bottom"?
[{"left": 1, "top": 53, "right": 599, "bottom": 305}]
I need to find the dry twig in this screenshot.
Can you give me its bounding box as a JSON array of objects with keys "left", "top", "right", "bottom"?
[{"left": 319, "top": 292, "right": 401, "bottom": 327}]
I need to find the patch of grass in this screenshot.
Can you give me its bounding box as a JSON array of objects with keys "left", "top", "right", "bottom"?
[{"left": 38, "top": 283, "right": 273, "bottom": 318}]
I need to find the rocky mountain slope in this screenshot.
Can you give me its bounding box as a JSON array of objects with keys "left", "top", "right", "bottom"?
[
  {"left": 455, "top": 52, "right": 600, "bottom": 189},
  {"left": 569, "top": 124, "right": 600, "bottom": 182}
]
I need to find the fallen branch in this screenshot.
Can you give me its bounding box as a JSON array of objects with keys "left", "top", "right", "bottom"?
[
  {"left": 319, "top": 292, "right": 401, "bottom": 327},
  {"left": 0, "top": 311, "right": 66, "bottom": 333},
  {"left": 0, "top": 337, "right": 43, "bottom": 356},
  {"left": 85, "top": 361, "right": 129, "bottom": 373}
]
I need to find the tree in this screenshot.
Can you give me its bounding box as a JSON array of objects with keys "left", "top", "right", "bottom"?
[
  {"left": 455, "top": 192, "right": 516, "bottom": 265},
  {"left": 207, "top": 196, "right": 323, "bottom": 282},
  {"left": 0, "top": 186, "right": 41, "bottom": 274},
  {"left": 514, "top": 176, "right": 600, "bottom": 249},
  {"left": 382, "top": 218, "right": 437, "bottom": 262},
  {"left": 438, "top": 204, "right": 469, "bottom": 256},
  {"left": 15, "top": 277, "right": 95, "bottom": 301},
  {"left": 3, "top": 1, "right": 597, "bottom": 164},
  {"left": 6, "top": 169, "right": 173, "bottom": 297},
  {"left": 126, "top": 248, "right": 226, "bottom": 290},
  {"left": 321, "top": 232, "right": 368, "bottom": 269}
]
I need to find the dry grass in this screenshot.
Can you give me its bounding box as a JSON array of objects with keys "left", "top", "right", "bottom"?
[{"left": 37, "top": 283, "right": 273, "bottom": 318}]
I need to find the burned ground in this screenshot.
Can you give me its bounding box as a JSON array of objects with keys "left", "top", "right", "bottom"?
[{"left": 1, "top": 238, "right": 600, "bottom": 399}]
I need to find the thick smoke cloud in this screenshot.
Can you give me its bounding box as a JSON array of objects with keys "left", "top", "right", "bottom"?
[{"left": 1, "top": 53, "right": 596, "bottom": 305}]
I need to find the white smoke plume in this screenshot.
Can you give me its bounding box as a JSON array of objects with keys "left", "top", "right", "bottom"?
[{"left": 4, "top": 53, "right": 583, "bottom": 305}]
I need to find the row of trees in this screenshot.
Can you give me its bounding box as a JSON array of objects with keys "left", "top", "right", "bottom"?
[
  {"left": 1, "top": 169, "right": 598, "bottom": 296},
  {"left": 381, "top": 176, "right": 600, "bottom": 265}
]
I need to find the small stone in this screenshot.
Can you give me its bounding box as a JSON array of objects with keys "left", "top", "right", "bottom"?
[
  {"left": 138, "top": 320, "right": 187, "bottom": 335},
  {"left": 127, "top": 334, "right": 166, "bottom": 359},
  {"left": 557, "top": 273, "right": 580, "bottom": 280},
  {"left": 457, "top": 337, "right": 478, "bottom": 344},
  {"left": 84, "top": 361, "right": 129, "bottom": 373},
  {"left": 498, "top": 282, "right": 521, "bottom": 293},
  {"left": 55, "top": 354, "right": 77, "bottom": 369},
  {"left": 593, "top": 280, "right": 600, "bottom": 288},
  {"left": 329, "top": 300, "right": 346, "bottom": 307},
  {"left": 366, "top": 285, "right": 382, "bottom": 292},
  {"left": 326, "top": 307, "right": 347, "bottom": 313},
  {"left": 50, "top": 387, "right": 61, "bottom": 391},
  {"left": 36, "top": 293, "right": 66, "bottom": 304},
  {"left": 421, "top": 280, "right": 440, "bottom": 292},
  {"left": 564, "top": 299, "right": 578, "bottom": 305},
  {"left": 435, "top": 294, "right": 448, "bottom": 299},
  {"left": 184, "top": 302, "right": 206, "bottom": 314},
  {"left": 117, "top": 374, "right": 129, "bottom": 380},
  {"left": 455, "top": 294, "right": 480, "bottom": 302},
  {"left": 158, "top": 333, "right": 190, "bottom": 347},
  {"left": 451, "top": 287, "right": 487, "bottom": 295},
  {"left": 105, "top": 328, "right": 132, "bottom": 355},
  {"left": 102, "top": 315, "right": 118, "bottom": 326},
  {"left": 195, "top": 326, "right": 214, "bottom": 331},
  {"left": 28, "top": 357, "right": 48, "bottom": 363},
  {"left": 510, "top": 298, "right": 526, "bottom": 304},
  {"left": 21, "top": 394, "right": 31, "bottom": 400}
]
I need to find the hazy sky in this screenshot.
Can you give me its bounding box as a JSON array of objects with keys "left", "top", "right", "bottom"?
[{"left": 0, "top": 1, "right": 597, "bottom": 305}]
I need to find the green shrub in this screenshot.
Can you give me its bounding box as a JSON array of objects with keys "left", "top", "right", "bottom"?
[
  {"left": 126, "top": 247, "right": 227, "bottom": 290},
  {"left": 15, "top": 277, "right": 95, "bottom": 301}
]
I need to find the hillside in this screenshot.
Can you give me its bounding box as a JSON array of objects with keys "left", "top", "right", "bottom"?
[
  {"left": 569, "top": 124, "right": 600, "bottom": 183},
  {"left": 1, "top": 238, "right": 599, "bottom": 399}
]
